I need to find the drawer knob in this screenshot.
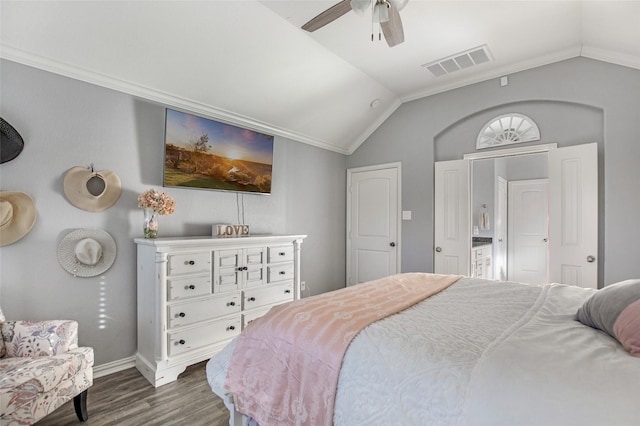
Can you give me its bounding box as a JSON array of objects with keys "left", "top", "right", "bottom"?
[
  {"left": 188, "top": 260, "right": 195, "bottom": 265},
  {"left": 227, "top": 325, "right": 236, "bottom": 331},
  {"left": 178, "top": 339, "right": 185, "bottom": 345},
  {"left": 178, "top": 312, "right": 186, "bottom": 318},
  {"left": 279, "top": 271, "right": 286, "bottom": 275},
  {"left": 227, "top": 301, "right": 236, "bottom": 307},
  {"left": 248, "top": 297, "right": 256, "bottom": 302},
  {"left": 186, "top": 285, "right": 196, "bottom": 290}
]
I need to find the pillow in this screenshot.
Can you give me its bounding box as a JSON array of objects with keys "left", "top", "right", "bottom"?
[{"left": 576, "top": 279, "right": 640, "bottom": 356}]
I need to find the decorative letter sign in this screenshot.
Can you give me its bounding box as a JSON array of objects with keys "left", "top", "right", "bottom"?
[{"left": 215, "top": 224, "right": 250, "bottom": 237}]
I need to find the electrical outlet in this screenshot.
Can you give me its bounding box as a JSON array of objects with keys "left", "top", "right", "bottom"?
[{"left": 301, "top": 281, "right": 306, "bottom": 291}]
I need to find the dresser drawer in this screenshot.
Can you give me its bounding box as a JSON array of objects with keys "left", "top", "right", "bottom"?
[
  {"left": 242, "top": 306, "right": 273, "bottom": 328},
  {"left": 268, "top": 245, "right": 293, "bottom": 263},
  {"left": 168, "top": 252, "right": 211, "bottom": 276},
  {"left": 268, "top": 263, "right": 294, "bottom": 283},
  {"left": 217, "top": 268, "right": 240, "bottom": 292},
  {"left": 167, "top": 275, "right": 211, "bottom": 300},
  {"left": 244, "top": 265, "right": 264, "bottom": 288},
  {"left": 244, "top": 282, "right": 293, "bottom": 310},
  {"left": 216, "top": 250, "right": 240, "bottom": 268},
  {"left": 168, "top": 316, "right": 241, "bottom": 357},
  {"left": 244, "top": 247, "right": 265, "bottom": 266},
  {"left": 168, "top": 292, "right": 241, "bottom": 328}
]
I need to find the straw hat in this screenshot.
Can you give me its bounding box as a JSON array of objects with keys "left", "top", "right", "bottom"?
[
  {"left": 57, "top": 228, "right": 117, "bottom": 277},
  {"left": 63, "top": 166, "right": 122, "bottom": 212},
  {"left": 0, "top": 117, "right": 24, "bottom": 164},
  {"left": 0, "top": 191, "right": 37, "bottom": 246}
]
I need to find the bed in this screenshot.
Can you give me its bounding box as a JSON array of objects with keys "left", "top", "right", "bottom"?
[{"left": 206, "top": 273, "right": 640, "bottom": 426}]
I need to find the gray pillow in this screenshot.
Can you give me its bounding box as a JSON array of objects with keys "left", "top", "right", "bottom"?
[{"left": 576, "top": 279, "right": 640, "bottom": 356}]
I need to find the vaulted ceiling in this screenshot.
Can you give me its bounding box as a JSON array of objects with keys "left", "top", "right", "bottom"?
[{"left": 1, "top": 1, "right": 639, "bottom": 154}]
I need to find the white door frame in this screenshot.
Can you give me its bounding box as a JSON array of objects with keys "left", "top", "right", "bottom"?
[{"left": 346, "top": 162, "right": 402, "bottom": 286}]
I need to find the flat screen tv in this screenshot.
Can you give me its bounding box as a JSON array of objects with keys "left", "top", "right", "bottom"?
[{"left": 163, "top": 108, "right": 274, "bottom": 194}]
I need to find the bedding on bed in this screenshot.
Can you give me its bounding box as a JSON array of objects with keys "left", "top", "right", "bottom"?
[
  {"left": 224, "top": 273, "right": 461, "bottom": 426},
  {"left": 207, "top": 275, "right": 640, "bottom": 426}
]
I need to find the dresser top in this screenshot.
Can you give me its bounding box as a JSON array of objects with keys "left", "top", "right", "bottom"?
[{"left": 134, "top": 233, "right": 307, "bottom": 248}]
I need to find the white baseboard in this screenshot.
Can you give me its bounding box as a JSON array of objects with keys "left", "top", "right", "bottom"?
[{"left": 93, "top": 356, "right": 136, "bottom": 379}]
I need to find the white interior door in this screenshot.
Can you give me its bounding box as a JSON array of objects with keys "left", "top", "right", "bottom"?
[
  {"left": 508, "top": 179, "right": 549, "bottom": 285},
  {"left": 434, "top": 159, "right": 470, "bottom": 275},
  {"left": 347, "top": 163, "right": 401, "bottom": 286},
  {"left": 548, "top": 143, "right": 598, "bottom": 288},
  {"left": 495, "top": 176, "right": 508, "bottom": 281}
]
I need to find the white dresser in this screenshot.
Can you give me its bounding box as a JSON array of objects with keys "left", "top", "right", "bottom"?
[{"left": 134, "top": 234, "right": 306, "bottom": 387}]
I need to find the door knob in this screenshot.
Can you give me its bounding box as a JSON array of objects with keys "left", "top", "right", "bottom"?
[
  {"left": 390, "top": 242, "right": 396, "bottom": 247},
  {"left": 587, "top": 255, "right": 596, "bottom": 263},
  {"left": 435, "top": 247, "right": 442, "bottom": 252},
  {"left": 543, "top": 238, "right": 548, "bottom": 242}
]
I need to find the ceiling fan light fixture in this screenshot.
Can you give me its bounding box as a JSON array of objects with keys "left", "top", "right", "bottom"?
[
  {"left": 373, "top": 1, "right": 390, "bottom": 23},
  {"left": 389, "top": 0, "right": 408, "bottom": 11},
  {"left": 350, "top": 0, "right": 370, "bottom": 16}
]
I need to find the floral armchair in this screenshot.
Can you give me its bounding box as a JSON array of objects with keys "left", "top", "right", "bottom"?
[{"left": 0, "top": 308, "right": 94, "bottom": 425}]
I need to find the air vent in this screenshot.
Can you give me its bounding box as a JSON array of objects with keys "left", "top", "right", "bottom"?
[{"left": 422, "top": 45, "right": 492, "bottom": 77}]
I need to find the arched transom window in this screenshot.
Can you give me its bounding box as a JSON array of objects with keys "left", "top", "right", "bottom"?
[{"left": 476, "top": 113, "right": 540, "bottom": 149}]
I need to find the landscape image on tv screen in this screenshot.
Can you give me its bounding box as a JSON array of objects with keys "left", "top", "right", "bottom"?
[{"left": 163, "top": 109, "right": 274, "bottom": 194}]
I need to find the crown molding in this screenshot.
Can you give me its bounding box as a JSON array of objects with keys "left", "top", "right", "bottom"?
[
  {"left": 580, "top": 45, "right": 640, "bottom": 71},
  {"left": 0, "top": 44, "right": 351, "bottom": 155}
]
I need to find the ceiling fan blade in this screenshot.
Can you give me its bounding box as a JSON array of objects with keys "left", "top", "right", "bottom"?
[
  {"left": 302, "top": 1, "right": 353, "bottom": 32},
  {"left": 381, "top": 2, "right": 405, "bottom": 47}
]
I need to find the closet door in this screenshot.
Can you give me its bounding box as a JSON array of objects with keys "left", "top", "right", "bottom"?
[
  {"left": 548, "top": 143, "right": 598, "bottom": 288},
  {"left": 347, "top": 163, "right": 401, "bottom": 285},
  {"left": 434, "top": 159, "right": 470, "bottom": 275}
]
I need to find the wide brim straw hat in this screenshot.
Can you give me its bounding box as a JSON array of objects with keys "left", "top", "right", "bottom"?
[
  {"left": 63, "top": 166, "right": 122, "bottom": 212},
  {"left": 0, "top": 191, "right": 37, "bottom": 246},
  {"left": 57, "top": 228, "right": 117, "bottom": 277},
  {"left": 0, "top": 117, "right": 25, "bottom": 164}
]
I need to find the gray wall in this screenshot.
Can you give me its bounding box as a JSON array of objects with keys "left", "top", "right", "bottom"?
[
  {"left": 3, "top": 55, "right": 639, "bottom": 367},
  {"left": 0, "top": 59, "right": 347, "bottom": 366},
  {"left": 347, "top": 57, "right": 640, "bottom": 285}
]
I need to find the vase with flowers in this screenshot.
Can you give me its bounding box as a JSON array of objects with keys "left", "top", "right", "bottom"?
[{"left": 137, "top": 188, "right": 176, "bottom": 238}]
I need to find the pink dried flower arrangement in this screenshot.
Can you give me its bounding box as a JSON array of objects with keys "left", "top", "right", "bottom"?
[{"left": 138, "top": 189, "right": 176, "bottom": 215}]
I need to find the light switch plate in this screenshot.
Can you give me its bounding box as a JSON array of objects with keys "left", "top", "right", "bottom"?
[{"left": 402, "top": 210, "right": 412, "bottom": 220}]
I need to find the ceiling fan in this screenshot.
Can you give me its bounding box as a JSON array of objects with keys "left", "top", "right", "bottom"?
[{"left": 301, "top": 0, "right": 409, "bottom": 47}]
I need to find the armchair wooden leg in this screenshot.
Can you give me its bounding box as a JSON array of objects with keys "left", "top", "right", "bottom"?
[{"left": 73, "top": 389, "right": 89, "bottom": 422}]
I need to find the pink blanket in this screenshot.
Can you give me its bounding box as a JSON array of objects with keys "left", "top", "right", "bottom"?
[{"left": 224, "top": 273, "right": 461, "bottom": 426}]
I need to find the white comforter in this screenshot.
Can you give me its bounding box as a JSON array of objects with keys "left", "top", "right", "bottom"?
[{"left": 207, "top": 278, "right": 640, "bottom": 426}]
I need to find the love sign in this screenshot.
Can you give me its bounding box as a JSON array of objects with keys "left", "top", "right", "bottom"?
[{"left": 215, "top": 224, "right": 250, "bottom": 237}]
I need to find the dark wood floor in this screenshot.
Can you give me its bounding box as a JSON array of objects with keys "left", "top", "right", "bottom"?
[{"left": 38, "top": 361, "right": 230, "bottom": 426}]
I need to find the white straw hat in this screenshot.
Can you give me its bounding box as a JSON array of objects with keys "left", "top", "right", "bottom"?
[
  {"left": 63, "top": 166, "right": 122, "bottom": 212},
  {"left": 0, "top": 191, "right": 37, "bottom": 246},
  {"left": 57, "top": 229, "right": 117, "bottom": 277}
]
